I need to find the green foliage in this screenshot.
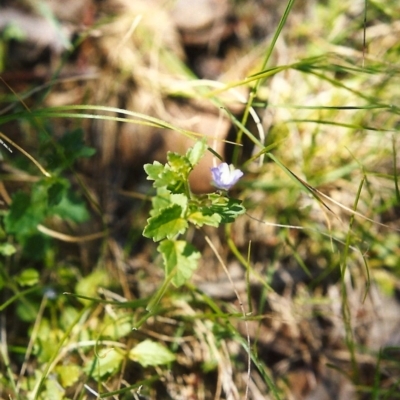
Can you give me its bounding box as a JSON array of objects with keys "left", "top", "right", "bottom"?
[
  {"left": 2, "top": 1, "right": 400, "bottom": 398},
  {"left": 44, "top": 379, "right": 65, "bottom": 400},
  {"left": 55, "top": 365, "right": 81, "bottom": 388},
  {"left": 0, "top": 242, "right": 16, "bottom": 256},
  {"left": 143, "top": 139, "right": 245, "bottom": 288},
  {"left": 101, "top": 314, "right": 133, "bottom": 340},
  {"left": 34, "top": 318, "right": 64, "bottom": 363},
  {"left": 129, "top": 339, "right": 176, "bottom": 367},
  {"left": 158, "top": 239, "right": 200, "bottom": 287},
  {"left": 15, "top": 268, "right": 39, "bottom": 287},
  {"left": 86, "top": 349, "right": 124, "bottom": 380},
  {"left": 4, "top": 190, "right": 38, "bottom": 236},
  {"left": 206, "top": 193, "right": 246, "bottom": 223},
  {"left": 57, "top": 129, "right": 96, "bottom": 166},
  {"left": 75, "top": 269, "right": 111, "bottom": 304},
  {"left": 0, "top": 129, "right": 93, "bottom": 261},
  {"left": 39, "top": 129, "right": 96, "bottom": 172},
  {"left": 4, "top": 175, "right": 89, "bottom": 261},
  {"left": 16, "top": 299, "right": 40, "bottom": 322},
  {"left": 144, "top": 203, "right": 188, "bottom": 241}
]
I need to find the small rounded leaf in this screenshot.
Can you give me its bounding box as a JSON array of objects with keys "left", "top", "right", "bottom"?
[{"left": 129, "top": 339, "right": 175, "bottom": 367}]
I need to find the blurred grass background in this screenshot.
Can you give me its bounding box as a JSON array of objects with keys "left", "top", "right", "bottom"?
[{"left": 1, "top": 0, "right": 400, "bottom": 399}]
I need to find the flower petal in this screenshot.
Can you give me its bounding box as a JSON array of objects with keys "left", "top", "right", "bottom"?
[{"left": 211, "top": 163, "right": 243, "bottom": 190}]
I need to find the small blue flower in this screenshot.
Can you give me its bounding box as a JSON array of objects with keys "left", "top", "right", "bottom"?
[{"left": 211, "top": 163, "right": 243, "bottom": 190}]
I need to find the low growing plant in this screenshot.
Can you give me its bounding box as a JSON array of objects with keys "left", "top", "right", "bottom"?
[{"left": 142, "top": 138, "right": 246, "bottom": 309}]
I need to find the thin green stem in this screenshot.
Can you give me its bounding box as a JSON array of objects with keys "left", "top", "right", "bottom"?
[{"left": 234, "top": 0, "right": 296, "bottom": 164}]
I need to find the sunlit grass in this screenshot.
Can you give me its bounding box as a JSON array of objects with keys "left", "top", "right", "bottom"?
[{"left": 1, "top": 0, "right": 400, "bottom": 399}]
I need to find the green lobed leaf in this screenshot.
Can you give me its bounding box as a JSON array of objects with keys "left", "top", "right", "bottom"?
[
  {"left": 169, "top": 193, "right": 188, "bottom": 210},
  {"left": 47, "top": 181, "right": 67, "bottom": 208},
  {"left": 50, "top": 190, "right": 90, "bottom": 223},
  {"left": 102, "top": 314, "right": 133, "bottom": 340},
  {"left": 207, "top": 194, "right": 246, "bottom": 223},
  {"left": 45, "top": 378, "right": 65, "bottom": 400},
  {"left": 167, "top": 152, "right": 192, "bottom": 179},
  {"left": 158, "top": 167, "right": 182, "bottom": 188},
  {"left": 144, "top": 140, "right": 208, "bottom": 196},
  {"left": 129, "top": 339, "right": 175, "bottom": 367},
  {"left": 55, "top": 365, "right": 81, "bottom": 388},
  {"left": 31, "top": 181, "right": 51, "bottom": 210},
  {"left": 59, "top": 306, "right": 80, "bottom": 331},
  {"left": 145, "top": 161, "right": 183, "bottom": 190},
  {"left": 143, "top": 204, "right": 188, "bottom": 241},
  {"left": 150, "top": 187, "right": 173, "bottom": 216},
  {"left": 58, "top": 129, "right": 96, "bottom": 166},
  {"left": 4, "top": 191, "right": 42, "bottom": 236},
  {"left": 35, "top": 319, "right": 62, "bottom": 362},
  {"left": 151, "top": 190, "right": 188, "bottom": 215},
  {"left": 144, "top": 161, "right": 164, "bottom": 181},
  {"left": 158, "top": 239, "right": 201, "bottom": 287},
  {"left": 0, "top": 242, "right": 16, "bottom": 256},
  {"left": 186, "top": 138, "right": 207, "bottom": 167},
  {"left": 21, "top": 233, "right": 51, "bottom": 261},
  {"left": 16, "top": 301, "right": 39, "bottom": 322},
  {"left": 86, "top": 349, "right": 124, "bottom": 379},
  {"left": 15, "top": 268, "right": 39, "bottom": 287},
  {"left": 4, "top": 178, "right": 89, "bottom": 241},
  {"left": 188, "top": 211, "right": 221, "bottom": 227}
]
